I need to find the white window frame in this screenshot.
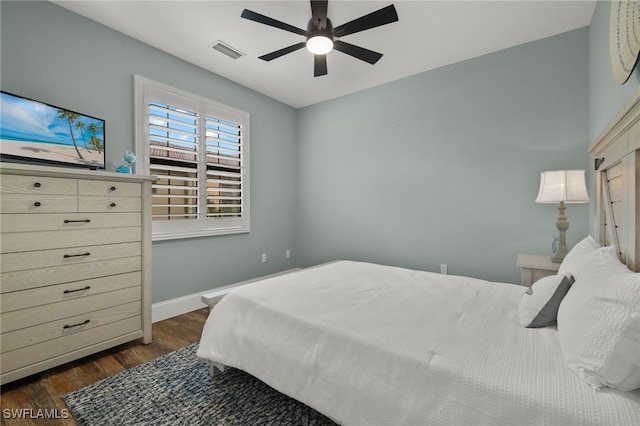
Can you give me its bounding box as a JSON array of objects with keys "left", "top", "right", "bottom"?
[{"left": 134, "top": 75, "right": 250, "bottom": 241}]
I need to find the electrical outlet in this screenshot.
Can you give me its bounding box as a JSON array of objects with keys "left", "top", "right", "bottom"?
[
  {"left": 440, "top": 264, "right": 448, "bottom": 275},
  {"left": 261, "top": 253, "right": 267, "bottom": 263},
  {"left": 285, "top": 249, "right": 291, "bottom": 259}
]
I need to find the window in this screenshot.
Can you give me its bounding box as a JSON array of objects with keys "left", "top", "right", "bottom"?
[{"left": 135, "top": 76, "right": 249, "bottom": 240}]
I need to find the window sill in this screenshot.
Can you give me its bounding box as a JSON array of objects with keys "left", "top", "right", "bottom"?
[{"left": 152, "top": 226, "right": 250, "bottom": 242}]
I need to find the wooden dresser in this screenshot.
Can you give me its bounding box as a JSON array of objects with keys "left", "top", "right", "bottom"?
[{"left": 0, "top": 162, "right": 154, "bottom": 384}]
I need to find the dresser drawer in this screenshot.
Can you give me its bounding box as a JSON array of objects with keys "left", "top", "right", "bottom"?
[
  {"left": 0, "top": 194, "right": 77, "bottom": 213},
  {"left": 1, "top": 316, "right": 141, "bottom": 374},
  {"left": 1, "top": 286, "right": 141, "bottom": 333},
  {"left": 1, "top": 212, "right": 141, "bottom": 233},
  {"left": 1, "top": 301, "right": 141, "bottom": 353},
  {"left": 1, "top": 227, "right": 141, "bottom": 253},
  {"left": 0, "top": 175, "right": 77, "bottom": 195},
  {"left": 79, "top": 180, "right": 141, "bottom": 197},
  {"left": 78, "top": 196, "right": 141, "bottom": 212},
  {"left": 1, "top": 256, "right": 141, "bottom": 293},
  {"left": 1, "top": 242, "right": 141, "bottom": 273},
  {"left": 1, "top": 272, "right": 141, "bottom": 313}
]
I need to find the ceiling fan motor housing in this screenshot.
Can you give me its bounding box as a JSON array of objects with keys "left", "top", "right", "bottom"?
[
  {"left": 307, "top": 17, "right": 333, "bottom": 39},
  {"left": 306, "top": 18, "right": 334, "bottom": 54}
]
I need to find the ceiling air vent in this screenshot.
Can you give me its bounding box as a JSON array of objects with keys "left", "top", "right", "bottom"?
[{"left": 211, "top": 40, "right": 245, "bottom": 60}]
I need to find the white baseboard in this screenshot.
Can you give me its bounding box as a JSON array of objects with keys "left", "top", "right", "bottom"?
[{"left": 151, "top": 268, "right": 300, "bottom": 323}]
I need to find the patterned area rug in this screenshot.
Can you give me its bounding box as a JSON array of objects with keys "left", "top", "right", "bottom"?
[{"left": 63, "top": 343, "right": 337, "bottom": 425}]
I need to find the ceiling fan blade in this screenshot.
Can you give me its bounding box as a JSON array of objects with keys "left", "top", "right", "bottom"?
[
  {"left": 241, "top": 9, "right": 307, "bottom": 36},
  {"left": 259, "top": 42, "right": 307, "bottom": 61},
  {"left": 310, "top": 0, "right": 329, "bottom": 31},
  {"left": 332, "top": 40, "right": 383, "bottom": 65},
  {"left": 314, "top": 54, "right": 328, "bottom": 77},
  {"left": 333, "top": 4, "right": 398, "bottom": 38}
]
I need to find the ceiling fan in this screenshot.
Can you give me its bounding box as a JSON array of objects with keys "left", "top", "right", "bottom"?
[{"left": 241, "top": 0, "right": 399, "bottom": 77}]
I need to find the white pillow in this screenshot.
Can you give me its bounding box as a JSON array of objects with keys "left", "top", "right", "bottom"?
[
  {"left": 557, "top": 270, "right": 640, "bottom": 391},
  {"left": 519, "top": 274, "right": 574, "bottom": 328},
  {"left": 558, "top": 236, "right": 623, "bottom": 280},
  {"left": 557, "top": 235, "right": 599, "bottom": 278}
]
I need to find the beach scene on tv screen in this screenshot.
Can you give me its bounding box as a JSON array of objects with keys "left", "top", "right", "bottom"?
[{"left": 0, "top": 92, "right": 104, "bottom": 168}]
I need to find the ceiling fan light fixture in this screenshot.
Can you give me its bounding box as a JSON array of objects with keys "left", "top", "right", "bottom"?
[
  {"left": 241, "top": 2, "right": 399, "bottom": 76},
  {"left": 306, "top": 35, "right": 333, "bottom": 54}
]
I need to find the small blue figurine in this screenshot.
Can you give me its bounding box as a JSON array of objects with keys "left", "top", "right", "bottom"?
[{"left": 115, "top": 151, "right": 136, "bottom": 174}]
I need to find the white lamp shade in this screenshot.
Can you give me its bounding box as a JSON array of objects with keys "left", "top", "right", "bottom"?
[{"left": 535, "top": 170, "right": 589, "bottom": 204}]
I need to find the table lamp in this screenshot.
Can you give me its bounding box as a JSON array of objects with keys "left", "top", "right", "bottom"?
[{"left": 535, "top": 170, "right": 589, "bottom": 263}]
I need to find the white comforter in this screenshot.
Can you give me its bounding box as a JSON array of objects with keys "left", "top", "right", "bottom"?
[{"left": 197, "top": 261, "right": 640, "bottom": 425}]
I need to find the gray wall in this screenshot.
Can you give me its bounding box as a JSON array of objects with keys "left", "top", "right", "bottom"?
[
  {"left": 587, "top": 1, "right": 640, "bottom": 235},
  {"left": 5, "top": 1, "right": 630, "bottom": 296},
  {"left": 0, "top": 1, "right": 298, "bottom": 303},
  {"left": 589, "top": 0, "right": 640, "bottom": 144},
  {"left": 295, "top": 28, "right": 590, "bottom": 283}
]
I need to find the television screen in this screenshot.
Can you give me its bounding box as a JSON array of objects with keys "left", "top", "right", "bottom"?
[{"left": 0, "top": 91, "right": 105, "bottom": 169}]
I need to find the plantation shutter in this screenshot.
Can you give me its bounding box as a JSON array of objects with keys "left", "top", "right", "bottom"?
[
  {"left": 204, "top": 112, "right": 244, "bottom": 219},
  {"left": 148, "top": 100, "right": 200, "bottom": 221},
  {"left": 136, "top": 76, "right": 249, "bottom": 240}
]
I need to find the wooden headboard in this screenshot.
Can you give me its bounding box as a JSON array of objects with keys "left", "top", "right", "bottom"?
[{"left": 590, "top": 88, "right": 640, "bottom": 272}]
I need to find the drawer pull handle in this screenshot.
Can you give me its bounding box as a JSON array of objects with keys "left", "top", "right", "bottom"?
[
  {"left": 64, "top": 219, "right": 91, "bottom": 224},
  {"left": 34, "top": 182, "right": 41, "bottom": 188},
  {"left": 63, "top": 252, "right": 91, "bottom": 258},
  {"left": 63, "top": 286, "right": 91, "bottom": 294},
  {"left": 110, "top": 202, "right": 117, "bottom": 208},
  {"left": 34, "top": 201, "right": 41, "bottom": 207},
  {"left": 63, "top": 319, "right": 90, "bottom": 329},
  {"left": 110, "top": 186, "right": 116, "bottom": 191}
]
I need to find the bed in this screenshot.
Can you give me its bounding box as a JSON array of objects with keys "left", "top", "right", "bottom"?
[{"left": 197, "top": 89, "right": 640, "bottom": 425}]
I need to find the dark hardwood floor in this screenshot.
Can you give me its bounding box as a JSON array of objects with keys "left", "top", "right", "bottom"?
[{"left": 1, "top": 307, "right": 210, "bottom": 426}]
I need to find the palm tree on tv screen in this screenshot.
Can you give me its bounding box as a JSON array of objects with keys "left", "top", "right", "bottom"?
[
  {"left": 57, "top": 109, "right": 84, "bottom": 159},
  {"left": 75, "top": 120, "right": 92, "bottom": 153},
  {"left": 88, "top": 122, "right": 104, "bottom": 154}
]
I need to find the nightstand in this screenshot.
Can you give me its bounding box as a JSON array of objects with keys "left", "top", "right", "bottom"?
[{"left": 516, "top": 254, "right": 561, "bottom": 286}]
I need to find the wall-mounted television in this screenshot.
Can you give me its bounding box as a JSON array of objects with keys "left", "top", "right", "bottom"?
[{"left": 0, "top": 91, "right": 105, "bottom": 170}]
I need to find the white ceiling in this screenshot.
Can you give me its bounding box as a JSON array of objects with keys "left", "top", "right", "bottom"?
[{"left": 52, "top": 1, "right": 596, "bottom": 108}]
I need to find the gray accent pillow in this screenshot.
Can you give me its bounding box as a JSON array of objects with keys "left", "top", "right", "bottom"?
[{"left": 519, "top": 274, "right": 574, "bottom": 328}]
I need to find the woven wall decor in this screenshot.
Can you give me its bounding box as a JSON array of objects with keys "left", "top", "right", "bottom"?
[{"left": 610, "top": 0, "right": 640, "bottom": 84}]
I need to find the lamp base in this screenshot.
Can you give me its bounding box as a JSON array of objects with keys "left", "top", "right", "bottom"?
[{"left": 552, "top": 201, "right": 569, "bottom": 263}]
